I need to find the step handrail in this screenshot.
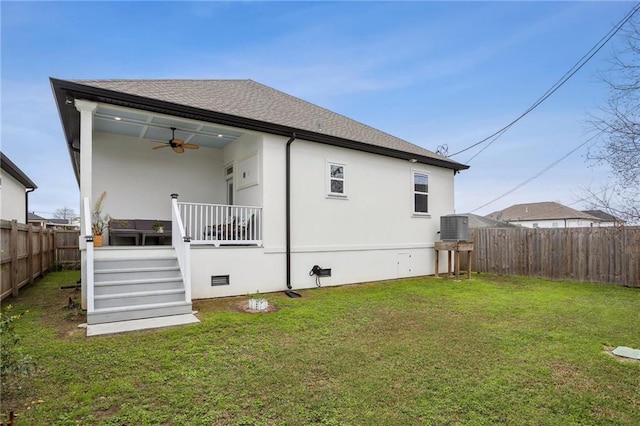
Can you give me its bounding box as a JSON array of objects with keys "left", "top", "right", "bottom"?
[{"left": 171, "top": 194, "right": 191, "bottom": 303}]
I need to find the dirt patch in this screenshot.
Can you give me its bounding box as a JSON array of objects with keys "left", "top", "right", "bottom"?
[{"left": 234, "top": 300, "right": 279, "bottom": 314}]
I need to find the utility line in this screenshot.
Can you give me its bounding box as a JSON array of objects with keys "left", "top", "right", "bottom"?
[
  {"left": 469, "top": 131, "right": 603, "bottom": 213},
  {"left": 449, "top": 2, "right": 640, "bottom": 160}
]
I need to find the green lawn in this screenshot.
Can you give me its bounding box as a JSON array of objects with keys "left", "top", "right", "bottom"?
[{"left": 1, "top": 271, "right": 639, "bottom": 425}]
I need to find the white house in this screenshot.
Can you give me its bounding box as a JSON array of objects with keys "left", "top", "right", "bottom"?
[
  {"left": 1, "top": 152, "right": 37, "bottom": 224},
  {"left": 486, "top": 202, "right": 605, "bottom": 228},
  {"left": 51, "top": 78, "right": 468, "bottom": 335}
]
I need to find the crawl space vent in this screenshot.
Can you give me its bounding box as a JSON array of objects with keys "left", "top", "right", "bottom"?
[{"left": 211, "top": 275, "right": 230, "bottom": 286}]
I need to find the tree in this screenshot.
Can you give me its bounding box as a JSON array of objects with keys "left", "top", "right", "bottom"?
[
  {"left": 54, "top": 206, "right": 76, "bottom": 220},
  {"left": 587, "top": 15, "right": 640, "bottom": 224}
]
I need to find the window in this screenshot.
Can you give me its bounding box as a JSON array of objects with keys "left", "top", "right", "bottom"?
[
  {"left": 327, "top": 162, "right": 346, "bottom": 197},
  {"left": 413, "top": 172, "right": 428, "bottom": 214}
]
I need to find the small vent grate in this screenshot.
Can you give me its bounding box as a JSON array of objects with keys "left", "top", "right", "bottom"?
[{"left": 211, "top": 275, "right": 230, "bottom": 286}]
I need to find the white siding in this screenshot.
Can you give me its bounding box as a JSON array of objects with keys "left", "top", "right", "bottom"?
[{"left": 0, "top": 171, "right": 27, "bottom": 223}]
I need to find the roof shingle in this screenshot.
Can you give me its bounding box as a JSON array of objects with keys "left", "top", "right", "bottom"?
[{"left": 69, "top": 79, "right": 462, "bottom": 165}]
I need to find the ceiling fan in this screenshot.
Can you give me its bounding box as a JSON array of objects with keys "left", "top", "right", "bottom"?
[{"left": 152, "top": 127, "right": 199, "bottom": 153}]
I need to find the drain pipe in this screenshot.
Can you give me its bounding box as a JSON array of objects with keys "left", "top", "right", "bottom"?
[
  {"left": 285, "top": 133, "right": 297, "bottom": 289},
  {"left": 25, "top": 188, "right": 36, "bottom": 224}
]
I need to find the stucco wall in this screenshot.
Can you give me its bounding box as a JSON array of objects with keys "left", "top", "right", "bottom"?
[
  {"left": 1, "top": 171, "right": 27, "bottom": 223},
  {"left": 190, "top": 134, "right": 457, "bottom": 298},
  {"left": 222, "top": 133, "right": 262, "bottom": 207},
  {"left": 92, "top": 132, "right": 226, "bottom": 221}
]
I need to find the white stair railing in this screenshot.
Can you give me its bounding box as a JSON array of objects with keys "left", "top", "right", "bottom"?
[
  {"left": 82, "top": 197, "right": 95, "bottom": 313},
  {"left": 178, "top": 202, "right": 262, "bottom": 246},
  {"left": 171, "top": 194, "right": 191, "bottom": 303}
]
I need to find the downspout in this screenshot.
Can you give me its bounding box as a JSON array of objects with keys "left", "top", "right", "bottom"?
[
  {"left": 25, "top": 188, "right": 36, "bottom": 224},
  {"left": 285, "top": 133, "right": 297, "bottom": 289}
]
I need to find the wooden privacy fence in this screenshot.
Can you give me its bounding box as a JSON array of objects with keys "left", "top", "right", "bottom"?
[
  {"left": 462, "top": 227, "right": 640, "bottom": 287},
  {"left": 1, "top": 220, "right": 80, "bottom": 300}
]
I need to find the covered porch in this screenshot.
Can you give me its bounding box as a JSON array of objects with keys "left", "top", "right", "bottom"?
[{"left": 71, "top": 100, "right": 264, "bottom": 334}]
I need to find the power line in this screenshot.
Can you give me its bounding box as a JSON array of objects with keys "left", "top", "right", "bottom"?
[
  {"left": 449, "top": 2, "right": 640, "bottom": 160},
  {"left": 469, "top": 131, "right": 603, "bottom": 213}
]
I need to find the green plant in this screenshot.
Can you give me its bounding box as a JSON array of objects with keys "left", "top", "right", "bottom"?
[
  {"left": 92, "top": 191, "right": 110, "bottom": 236},
  {"left": 152, "top": 221, "right": 164, "bottom": 231},
  {"left": 0, "top": 305, "right": 36, "bottom": 382}
]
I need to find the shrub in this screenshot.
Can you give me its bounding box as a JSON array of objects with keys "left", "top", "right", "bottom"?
[{"left": 0, "top": 305, "right": 36, "bottom": 383}]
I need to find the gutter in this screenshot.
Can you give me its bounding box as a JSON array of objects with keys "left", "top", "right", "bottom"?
[{"left": 285, "top": 133, "right": 297, "bottom": 289}]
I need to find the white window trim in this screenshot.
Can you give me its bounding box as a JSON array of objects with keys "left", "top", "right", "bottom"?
[
  {"left": 412, "top": 170, "right": 430, "bottom": 217},
  {"left": 326, "top": 160, "right": 347, "bottom": 199}
]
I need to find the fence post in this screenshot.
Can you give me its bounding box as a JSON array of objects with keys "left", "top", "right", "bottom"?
[
  {"left": 40, "top": 226, "right": 46, "bottom": 275},
  {"left": 10, "top": 220, "right": 19, "bottom": 297},
  {"left": 27, "top": 223, "right": 34, "bottom": 284}
]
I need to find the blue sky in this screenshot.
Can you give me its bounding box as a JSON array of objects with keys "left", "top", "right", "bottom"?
[{"left": 1, "top": 1, "right": 635, "bottom": 217}]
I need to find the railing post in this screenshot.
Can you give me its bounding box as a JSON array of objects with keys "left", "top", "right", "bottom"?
[{"left": 82, "top": 197, "right": 95, "bottom": 313}]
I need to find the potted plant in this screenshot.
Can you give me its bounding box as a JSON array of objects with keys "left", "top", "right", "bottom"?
[
  {"left": 91, "top": 191, "right": 110, "bottom": 247},
  {"left": 153, "top": 220, "right": 164, "bottom": 233}
]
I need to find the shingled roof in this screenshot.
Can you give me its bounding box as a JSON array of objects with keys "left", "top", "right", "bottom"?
[
  {"left": 50, "top": 78, "right": 467, "bottom": 172},
  {"left": 487, "top": 202, "right": 602, "bottom": 222}
]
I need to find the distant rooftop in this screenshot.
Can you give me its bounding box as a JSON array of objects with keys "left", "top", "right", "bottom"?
[{"left": 487, "top": 202, "right": 602, "bottom": 222}]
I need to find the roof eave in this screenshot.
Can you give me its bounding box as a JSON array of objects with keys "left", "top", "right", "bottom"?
[
  {"left": 0, "top": 152, "right": 37, "bottom": 189},
  {"left": 50, "top": 78, "right": 469, "bottom": 173}
]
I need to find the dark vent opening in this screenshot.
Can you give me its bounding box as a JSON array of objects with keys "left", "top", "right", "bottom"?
[{"left": 211, "top": 275, "right": 230, "bottom": 286}]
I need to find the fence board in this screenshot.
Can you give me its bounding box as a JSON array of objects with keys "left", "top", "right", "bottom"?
[
  {"left": 0, "top": 220, "right": 80, "bottom": 301},
  {"left": 461, "top": 227, "right": 640, "bottom": 287}
]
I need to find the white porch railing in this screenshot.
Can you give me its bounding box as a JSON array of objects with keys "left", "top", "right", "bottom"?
[
  {"left": 171, "top": 195, "right": 191, "bottom": 303},
  {"left": 178, "top": 201, "right": 262, "bottom": 246},
  {"left": 82, "top": 197, "right": 95, "bottom": 314}
]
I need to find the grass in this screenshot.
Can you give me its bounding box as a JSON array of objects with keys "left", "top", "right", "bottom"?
[{"left": 1, "top": 271, "right": 639, "bottom": 425}]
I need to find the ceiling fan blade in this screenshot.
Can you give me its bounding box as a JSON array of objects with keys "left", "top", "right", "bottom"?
[
  {"left": 153, "top": 144, "right": 170, "bottom": 149},
  {"left": 172, "top": 145, "right": 185, "bottom": 154},
  {"left": 171, "top": 138, "right": 186, "bottom": 146},
  {"left": 182, "top": 143, "right": 199, "bottom": 149}
]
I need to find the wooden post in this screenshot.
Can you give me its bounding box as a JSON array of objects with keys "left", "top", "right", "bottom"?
[
  {"left": 435, "top": 247, "right": 440, "bottom": 278},
  {"left": 27, "top": 223, "right": 34, "bottom": 284},
  {"left": 10, "top": 220, "right": 19, "bottom": 297},
  {"left": 455, "top": 249, "right": 460, "bottom": 280},
  {"left": 40, "top": 226, "right": 46, "bottom": 275}
]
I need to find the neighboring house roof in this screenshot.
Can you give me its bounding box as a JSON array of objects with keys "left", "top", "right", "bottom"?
[
  {"left": 28, "top": 212, "right": 46, "bottom": 221},
  {"left": 581, "top": 209, "right": 624, "bottom": 223},
  {"left": 465, "top": 213, "right": 520, "bottom": 228},
  {"left": 50, "top": 78, "right": 468, "bottom": 183},
  {"left": 48, "top": 218, "right": 71, "bottom": 225},
  {"left": 487, "top": 202, "right": 602, "bottom": 222},
  {"left": 1, "top": 152, "right": 37, "bottom": 189}
]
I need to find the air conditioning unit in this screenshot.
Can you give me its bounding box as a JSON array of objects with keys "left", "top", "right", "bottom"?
[{"left": 440, "top": 215, "right": 469, "bottom": 241}]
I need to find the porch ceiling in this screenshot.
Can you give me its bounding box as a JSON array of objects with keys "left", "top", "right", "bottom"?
[{"left": 94, "top": 105, "right": 245, "bottom": 149}]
